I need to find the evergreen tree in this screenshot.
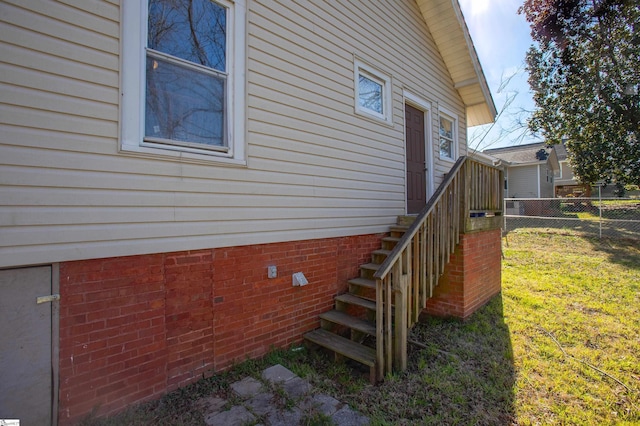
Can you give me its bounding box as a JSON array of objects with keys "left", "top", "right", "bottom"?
[{"left": 521, "top": 0, "right": 640, "bottom": 185}]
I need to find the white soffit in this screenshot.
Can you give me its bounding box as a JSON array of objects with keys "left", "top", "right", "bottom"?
[{"left": 417, "top": 0, "right": 497, "bottom": 126}]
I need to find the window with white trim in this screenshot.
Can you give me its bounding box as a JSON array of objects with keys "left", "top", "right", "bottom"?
[
  {"left": 438, "top": 111, "right": 457, "bottom": 161},
  {"left": 121, "top": 0, "right": 246, "bottom": 163},
  {"left": 354, "top": 60, "right": 392, "bottom": 124}
]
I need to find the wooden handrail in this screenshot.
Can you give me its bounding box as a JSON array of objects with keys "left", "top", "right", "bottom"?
[
  {"left": 373, "top": 156, "right": 466, "bottom": 281},
  {"left": 373, "top": 156, "right": 503, "bottom": 380}
]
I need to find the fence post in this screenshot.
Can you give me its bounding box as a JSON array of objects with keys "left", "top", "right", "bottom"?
[
  {"left": 598, "top": 185, "right": 602, "bottom": 239},
  {"left": 503, "top": 194, "right": 507, "bottom": 233}
]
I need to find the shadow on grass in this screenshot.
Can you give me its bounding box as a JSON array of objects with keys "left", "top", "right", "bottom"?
[
  {"left": 598, "top": 207, "right": 640, "bottom": 221},
  {"left": 505, "top": 223, "right": 640, "bottom": 270},
  {"left": 587, "top": 236, "right": 640, "bottom": 271},
  {"left": 346, "top": 294, "right": 516, "bottom": 426},
  {"left": 505, "top": 217, "right": 640, "bottom": 244}
]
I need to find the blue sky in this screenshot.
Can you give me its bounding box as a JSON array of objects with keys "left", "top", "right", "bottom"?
[{"left": 458, "top": 0, "right": 541, "bottom": 151}]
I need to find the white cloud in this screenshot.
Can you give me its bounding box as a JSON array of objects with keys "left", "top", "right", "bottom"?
[{"left": 458, "top": 0, "right": 490, "bottom": 17}]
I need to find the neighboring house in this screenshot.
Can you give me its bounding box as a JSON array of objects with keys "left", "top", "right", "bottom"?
[
  {"left": 484, "top": 142, "right": 558, "bottom": 198},
  {"left": 469, "top": 150, "right": 501, "bottom": 167},
  {"left": 550, "top": 143, "right": 591, "bottom": 197},
  {"left": 0, "top": 1, "right": 498, "bottom": 424}
]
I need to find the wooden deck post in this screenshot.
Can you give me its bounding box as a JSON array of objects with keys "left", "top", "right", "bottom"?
[
  {"left": 375, "top": 277, "right": 384, "bottom": 381},
  {"left": 393, "top": 260, "right": 407, "bottom": 372}
]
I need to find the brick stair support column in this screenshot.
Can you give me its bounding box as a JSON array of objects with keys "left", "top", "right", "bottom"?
[{"left": 425, "top": 228, "right": 502, "bottom": 320}]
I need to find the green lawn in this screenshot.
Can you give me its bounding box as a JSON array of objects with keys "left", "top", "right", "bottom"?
[
  {"left": 83, "top": 230, "right": 640, "bottom": 425},
  {"left": 501, "top": 230, "right": 639, "bottom": 425}
]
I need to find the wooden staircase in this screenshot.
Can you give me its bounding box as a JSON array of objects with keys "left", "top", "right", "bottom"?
[
  {"left": 303, "top": 156, "right": 505, "bottom": 384},
  {"left": 303, "top": 219, "right": 412, "bottom": 383}
]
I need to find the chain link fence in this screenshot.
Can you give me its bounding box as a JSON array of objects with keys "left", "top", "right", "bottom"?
[{"left": 503, "top": 197, "right": 640, "bottom": 240}]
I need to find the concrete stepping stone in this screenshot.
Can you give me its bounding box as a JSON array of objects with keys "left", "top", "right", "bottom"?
[
  {"left": 266, "top": 406, "right": 303, "bottom": 426},
  {"left": 299, "top": 393, "right": 341, "bottom": 417},
  {"left": 262, "top": 364, "right": 297, "bottom": 384},
  {"left": 200, "top": 364, "right": 370, "bottom": 426},
  {"left": 205, "top": 405, "right": 255, "bottom": 426},
  {"left": 196, "top": 396, "right": 227, "bottom": 416},
  {"left": 331, "top": 405, "right": 370, "bottom": 425},
  {"left": 246, "top": 391, "right": 277, "bottom": 417},
  {"left": 282, "top": 376, "right": 311, "bottom": 400},
  {"left": 230, "top": 376, "right": 264, "bottom": 399}
]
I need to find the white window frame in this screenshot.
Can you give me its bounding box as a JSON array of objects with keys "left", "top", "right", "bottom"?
[
  {"left": 354, "top": 60, "right": 393, "bottom": 125},
  {"left": 558, "top": 160, "right": 566, "bottom": 179},
  {"left": 120, "top": 0, "right": 246, "bottom": 165},
  {"left": 438, "top": 107, "right": 458, "bottom": 162}
]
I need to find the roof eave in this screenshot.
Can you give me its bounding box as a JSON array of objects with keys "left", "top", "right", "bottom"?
[{"left": 418, "top": 0, "right": 497, "bottom": 127}]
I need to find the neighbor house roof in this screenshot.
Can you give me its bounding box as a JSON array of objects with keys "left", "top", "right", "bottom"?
[
  {"left": 418, "top": 0, "right": 497, "bottom": 126},
  {"left": 552, "top": 143, "right": 568, "bottom": 161},
  {"left": 483, "top": 142, "right": 551, "bottom": 165}
]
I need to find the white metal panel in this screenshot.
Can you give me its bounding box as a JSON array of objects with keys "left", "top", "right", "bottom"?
[{"left": 0, "top": 266, "right": 53, "bottom": 425}]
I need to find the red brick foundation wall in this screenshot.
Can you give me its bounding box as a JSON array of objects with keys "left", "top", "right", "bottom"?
[
  {"left": 58, "top": 234, "right": 383, "bottom": 424},
  {"left": 425, "top": 228, "right": 502, "bottom": 319}
]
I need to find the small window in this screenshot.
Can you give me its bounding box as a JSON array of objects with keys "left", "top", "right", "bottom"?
[
  {"left": 438, "top": 111, "right": 457, "bottom": 161},
  {"left": 354, "top": 60, "right": 392, "bottom": 124}
]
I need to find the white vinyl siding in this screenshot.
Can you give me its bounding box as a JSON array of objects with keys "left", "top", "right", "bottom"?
[
  {"left": 0, "top": 0, "right": 468, "bottom": 268},
  {"left": 561, "top": 162, "right": 574, "bottom": 180},
  {"left": 556, "top": 161, "right": 577, "bottom": 185},
  {"left": 506, "top": 165, "right": 539, "bottom": 198},
  {"left": 539, "top": 164, "right": 554, "bottom": 198}
]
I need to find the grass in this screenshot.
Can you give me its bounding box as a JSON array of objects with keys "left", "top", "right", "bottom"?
[
  {"left": 82, "top": 230, "right": 640, "bottom": 425},
  {"left": 501, "top": 230, "right": 639, "bottom": 425},
  {"left": 600, "top": 198, "right": 640, "bottom": 206}
]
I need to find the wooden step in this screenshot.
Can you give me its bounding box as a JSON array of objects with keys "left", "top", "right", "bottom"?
[
  {"left": 396, "top": 215, "right": 417, "bottom": 226},
  {"left": 319, "top": 310, "right": 376, "bottom": 336},
  {"left": 389, "top": 226, "right": 410, "bottom": 240},
  {"left": 359, "top": 262, "right": 380, "bottom": 272},
  {"left": 336, "top": 293, "right": 394, "bottom": 313},
  {"left": 335, "top": 293, "right": 376, "bottom": 311},
  {"left": 304, "top": 329, "right": 376, "bottom": 367},
  {"left": 358, "top": 262, "right": 380, "bottom": 280},
  {"left": 372, "top": 249, "right": 392, "bottom": 257},
  {"left": 347, "top": 277, "right": 376, "bottom": 290},
  {"left": 371, "top": 249, "right": 391, "bottom": 263},
  {"left": 381, "top": 236, "right": 401, "bottom": 250}
]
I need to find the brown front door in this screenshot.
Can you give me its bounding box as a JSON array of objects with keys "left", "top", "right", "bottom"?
[{"left": 405, "top": 103, "right": 426, "bottom": 214}]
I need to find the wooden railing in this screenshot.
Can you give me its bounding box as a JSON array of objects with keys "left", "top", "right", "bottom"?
[{"left": 373, "top": 156, "right": 503, "bottom": 380}]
